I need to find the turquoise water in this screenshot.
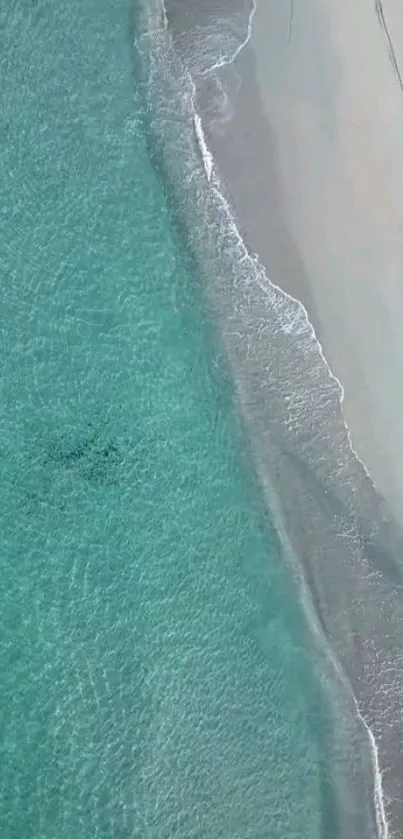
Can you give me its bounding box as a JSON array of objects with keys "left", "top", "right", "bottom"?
[{"left": 0, "top": 1, "right": 326, "bottom": 836}]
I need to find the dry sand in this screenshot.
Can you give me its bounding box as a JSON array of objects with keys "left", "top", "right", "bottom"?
[{"left": 247, "top": 0, "right": 403, "bottom": 527}]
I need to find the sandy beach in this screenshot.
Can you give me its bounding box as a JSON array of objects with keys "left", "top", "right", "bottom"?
[{"left": 246, "top": 0, "right": 403, "bottom": 529}]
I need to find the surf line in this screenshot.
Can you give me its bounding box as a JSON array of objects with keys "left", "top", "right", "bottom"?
[
  {"left": 157, "top": 0, "right": 389, "bottom": 834},
  {"left": 193, "top": 107, "right": 213, "bottom": 182}
]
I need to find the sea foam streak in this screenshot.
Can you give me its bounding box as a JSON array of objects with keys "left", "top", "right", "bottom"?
[
  {"left": 136, "top": 1, "right": 390, "bottom": 834},
  {"left": 193, "top": 109, "right": 213, "bottom": 181}
]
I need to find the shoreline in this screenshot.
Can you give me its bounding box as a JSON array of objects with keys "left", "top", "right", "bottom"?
[
  {"left": 136, "top": 0, "right": 403, "bottom": 833},
  {"left": 191, "top": 1, "right": 403, "bottom": 833}
]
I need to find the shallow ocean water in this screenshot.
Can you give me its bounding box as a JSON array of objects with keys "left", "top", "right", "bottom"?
[{"left": 0, "top": 1, "right": 334, "bottom": 836}]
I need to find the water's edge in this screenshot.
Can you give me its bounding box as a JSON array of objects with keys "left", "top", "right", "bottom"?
[{"left": 131, "top": 0, "right": 403, "bottom": 834}]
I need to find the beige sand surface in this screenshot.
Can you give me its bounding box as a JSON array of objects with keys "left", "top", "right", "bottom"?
[
  {"left": 378, "top": 0, "right": 403, "bottom": 77},
  {"left": 250, "top": 0, "right": 403, "bottom": 525}
]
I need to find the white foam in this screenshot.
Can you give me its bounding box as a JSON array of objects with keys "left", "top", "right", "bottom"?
[
  {"left": 199, "top": 0, "right": 257, "bottom": 76},
  {"left": 145, "top": 0, "right": 168, "bottom": 37},
  {"left": 193, "top": 107, "right": 214, "bottom": 181},
  {"left": 160, "top": 0, "right": 168, "bottom": 30},
  {"left": 363, "top": 714, "right": 389, "bottom": 839}
]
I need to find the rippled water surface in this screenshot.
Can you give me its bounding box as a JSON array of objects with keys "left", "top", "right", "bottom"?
[{"left": 0, "top": 1, "right": 336, "bottom": 836}]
